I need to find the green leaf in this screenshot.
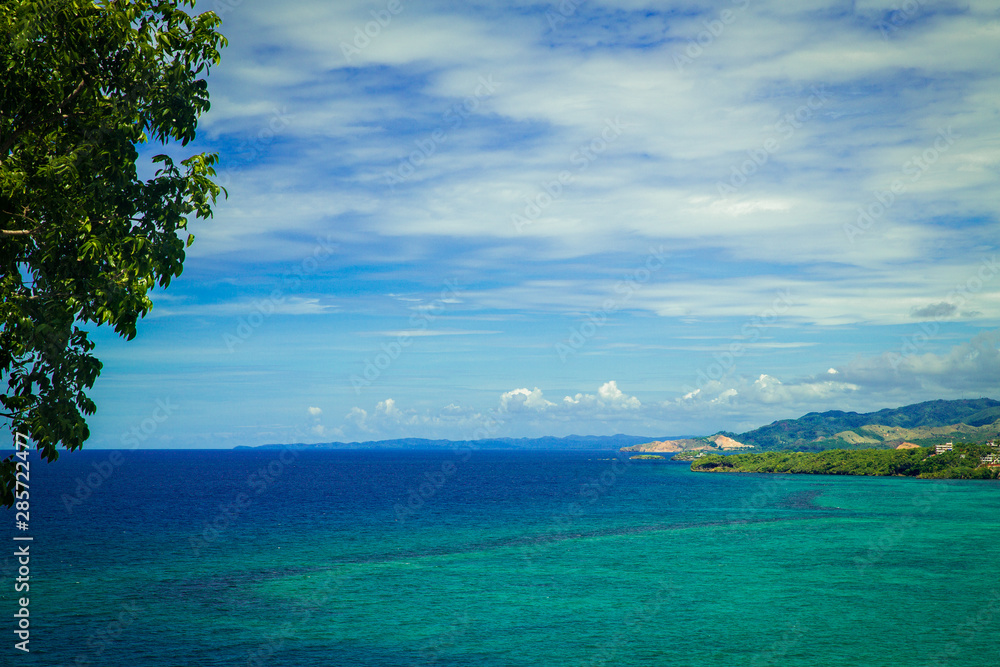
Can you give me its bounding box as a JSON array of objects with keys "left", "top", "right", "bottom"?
[{"left": 0, "top": 0, "right": 226, "bottom": 507}]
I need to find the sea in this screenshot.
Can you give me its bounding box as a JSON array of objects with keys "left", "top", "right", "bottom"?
[{"left": 3, "top": 448, "right": 1000, "bottom": 666}]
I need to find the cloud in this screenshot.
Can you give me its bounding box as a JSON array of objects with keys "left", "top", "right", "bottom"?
[
  {"left": 307, "top": 406, "right": 322, "bottom": 416},
  {"left": 911, "top": 302, "right": 958, "bottom": 319},
  {"left": 500, "top": 387, "right": 555, "bottom": 412},
  {"left": 499, "top": 382, "right": 643, "bottom": 415},
  {"left": 326, "top": 322, "right": 1000, "bottom": 443},
  {"left": 678, "top": 329, "right": 1000, "bottom": 419},
  {"left": 679, "top": 373, "right": 860, "bottom": 409},
  {"left": 338, "top": 381, "right": 652, "bottom": 440},
  {"left": 838, "top": 328, "right": 1000, "bottom": 393},
  {"left": 85, "top": 2, "right": 1000, "bottom": 448},
  {"left": 563, "top": 381, "right": 642, "bottom": 411}
]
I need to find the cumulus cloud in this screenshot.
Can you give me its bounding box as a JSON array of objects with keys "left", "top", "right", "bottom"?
[
  {"left": 308, "top": 406, "right": 322, "bottom": 416},
  {"left": 83, "top": 2, "right": 1000, "bottom": 450},
  {"left": 339, "top": 381, "right": 648, "bottom": 440},
  {"left": 563, "top": 381, "right": 642, "bottom": 411},
  {"left": 678, "top": 373, "right": 860, "bottom": 409},
  {"left": 332, "top": 327, "right": 999, "bottom": 441},
  {"left": 676, "top": 329, "right": 1000, "bottom": 422},
  {"left": 500, "top": 387, "right": 555, "bottom": 412}
]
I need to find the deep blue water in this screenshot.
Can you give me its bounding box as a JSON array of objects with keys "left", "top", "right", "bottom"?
[{"left": 2, "top": 448, "right": 999, "bottom": 666}]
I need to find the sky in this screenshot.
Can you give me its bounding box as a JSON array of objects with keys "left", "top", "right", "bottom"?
[{"left": 81, "top": 0, "right": 1000, "bottom": 448}]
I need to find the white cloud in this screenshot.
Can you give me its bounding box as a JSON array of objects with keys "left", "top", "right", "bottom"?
[
  {"left": 678, "top": 373, "right": 860, "bottom": 409},
  {"left": 838, "top": 328, "right": 1000, "bottom": 393},
  {"left": 376, "top": 398, "right": 402, "bottom": 419},
  {"left": 564, "top": 381, "right": 642, "bottom": 411},
  {"left": 91, "top": 2, "right": 1000, "bottom": 448},
  {"left": 500, "top": 387, "right": 555, "bottom": 413},
  {"left": 308, "top": 406, "right": 322, "bottom": 416}
]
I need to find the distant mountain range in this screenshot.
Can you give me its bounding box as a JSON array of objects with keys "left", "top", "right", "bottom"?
[
  {"left": 241, "top": 434, "right": 683, "bottom": 451},
  {"left": 243, "top": 399, "right": 1000, "bottom": 454},
  {"left": 722, "top": 398, "right": 1000, "bottom": 451}
]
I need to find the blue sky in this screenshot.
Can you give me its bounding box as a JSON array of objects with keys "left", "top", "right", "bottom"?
[{"left": 83, "top": 0, "right": 1000, "bottom": 448}]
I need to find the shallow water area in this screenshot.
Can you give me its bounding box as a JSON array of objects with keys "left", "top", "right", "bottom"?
[{"left": 6, "top": 449, "right": 999, "bottom": 666}]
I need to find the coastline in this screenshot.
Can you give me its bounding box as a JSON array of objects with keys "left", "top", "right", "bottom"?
[{"left": 690, "top": 445, "right": 1000, "bottom": 480}]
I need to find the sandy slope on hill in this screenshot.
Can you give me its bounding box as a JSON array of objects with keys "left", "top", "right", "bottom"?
[{"left": 621, "top": 434, "right": 750, "bottom": 452}]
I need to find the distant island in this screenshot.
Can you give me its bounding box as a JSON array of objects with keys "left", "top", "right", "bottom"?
[
  {"left": 240, "top": 433, "right": 694, "bottom": 451},
  {"left": 244, "top": 398, "right": 1000, "bottom": 464},
  {"left": 612, "top": 398, "right": 1000, "bottom": 479},
  {"left": 712, "top": 397, "right": 1000, "bottom": 452},
  {"left": 620, "top": 433, "right": 753, "bottom": 456},
  {"left": 618, "top": 398, "right": 1000, "bottom": 462},
  {"left": 690, "top": 442, "right": 1000, "bottom": 479}
]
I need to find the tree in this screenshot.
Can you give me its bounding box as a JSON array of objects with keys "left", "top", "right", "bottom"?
[{"left": 0, "top": 0, "right": 226, "bottom": 506}]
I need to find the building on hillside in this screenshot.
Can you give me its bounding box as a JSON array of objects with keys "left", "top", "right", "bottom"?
[
  {"left": 935, "top": 442, "right": 954, "bottom": 455},
  {"left": 981, "top": 454, "right": 1000, "bottom": 465}
]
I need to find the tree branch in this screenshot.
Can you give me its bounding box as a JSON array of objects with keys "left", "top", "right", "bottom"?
[
  {"left": 59, "top": 77, "right": 88, "bottom": 113},
  {"left": 0, "top": 77, "right": 87, "bottom": 161}
]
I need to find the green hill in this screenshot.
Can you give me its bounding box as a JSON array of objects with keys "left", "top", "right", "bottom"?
[
  {"left": 728, "top": 398, "right": 1000, "bottom": 451},
  {"left": 691, "top": 442, "right": 1000, "bottom": 479}
]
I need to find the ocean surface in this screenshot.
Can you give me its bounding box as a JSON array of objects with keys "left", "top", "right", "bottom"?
[{"left": 3, "top": 448, "right": 999, "bottom": 666}]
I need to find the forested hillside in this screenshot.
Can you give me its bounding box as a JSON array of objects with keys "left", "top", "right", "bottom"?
[
  {"left": 722, "top": 399, "right": 1000, "bottom": 451},
  {"left": 692, "top": 442, "right": 1000, "bottom": 479}
]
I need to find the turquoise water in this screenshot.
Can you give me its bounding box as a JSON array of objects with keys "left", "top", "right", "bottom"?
[{"left": 4, "top": 449, "right": 999, "bottom": 665}]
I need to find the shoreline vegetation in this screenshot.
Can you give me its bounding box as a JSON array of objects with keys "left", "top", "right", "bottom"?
[{"left": 690, "top": 443, "right": 1000, "bottom": 480}]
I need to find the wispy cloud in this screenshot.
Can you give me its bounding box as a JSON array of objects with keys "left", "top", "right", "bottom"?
[{"left": 77, "top": 0, "right": 1000, "bottom": 447}]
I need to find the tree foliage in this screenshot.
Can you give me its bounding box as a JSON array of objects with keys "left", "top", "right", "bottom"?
[
  {"left": 730, "top": 398, "right": 1000, "bottom": 451},
  {"left": 0, "top": 0, "right": 226, "bottom": 505},
  {"left": 691, "top": 442, "right": 1000, "bottom": 479}
]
